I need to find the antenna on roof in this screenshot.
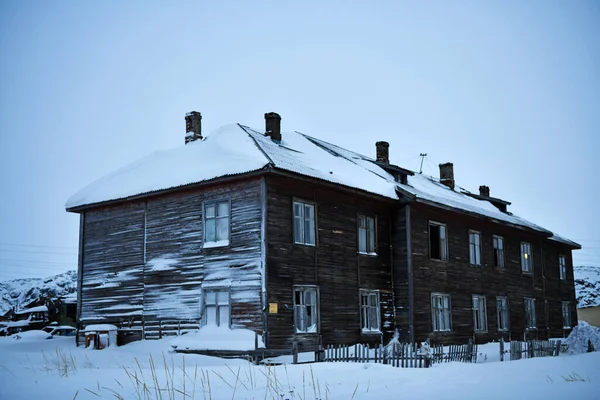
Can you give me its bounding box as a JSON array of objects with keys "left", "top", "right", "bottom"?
[{"left": 419, "top": 153, "right": 427, "bottom": 174}]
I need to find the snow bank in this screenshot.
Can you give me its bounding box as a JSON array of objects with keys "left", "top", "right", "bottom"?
[
  {"left": 170, "top": 326, "right": 264, "bottom": 351},
  {"left": 566, "top": 321, "right": 600, "bottom": 354},
  {"left": 12, "top": 330, "right": 50, "bottom": 341}
]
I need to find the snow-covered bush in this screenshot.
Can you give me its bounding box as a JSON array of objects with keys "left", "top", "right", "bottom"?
[{"left": 565, "top": 321, "right": 600, "bottom": 354}]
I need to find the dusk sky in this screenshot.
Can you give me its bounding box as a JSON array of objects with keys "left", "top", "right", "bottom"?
[{"left": 0, "top": 1, "right": 598, "bottom": 281}]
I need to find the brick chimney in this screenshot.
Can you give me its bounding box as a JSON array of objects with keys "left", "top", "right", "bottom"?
[
  {"left": 375, "top": 141, "right": 390, "bottom": 164},
  {"left": 185, "top": 111, "right": 202, "bottom": 144},
  {"left": 265, "top": 112, "right": 281, "bottom": 141},
  {"left": 439, "top": 162, "right": 455, "bottom": 190},
  {"left": 479, "top": 185, "right": 490, "bottom": 197}
]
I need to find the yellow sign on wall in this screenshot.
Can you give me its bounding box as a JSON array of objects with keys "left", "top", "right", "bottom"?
[{"left": 269, "top": 303, "right": 278, "bottom": 314}]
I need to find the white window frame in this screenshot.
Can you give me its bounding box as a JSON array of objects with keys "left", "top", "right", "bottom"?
[
  {"left": 202, "top": 289, "right": 230, "bottom": 327},
  {"left": 493, "top": 235, "right": 505, "bottom": 268},
  {"left": 431, "top": 292, "right": 452, "bottom": 332},
  {"left": 520, "top": 242, "right": 533, "bottom": 274},
  {"left": 359, "top": 289, "right": 381, "bottom": 333},
  {"left": 559, "top": 255, "right": 567, "bottom": 280},
  {"left": 496, "top": 296, "right": 509, "bottom": 332},
  {"left": 293, "top": 286, "right": 319, "bottom": 333},
  {"left": 293, "top": 200, "right": 316, "bottom": 246},
  {"left": 358, "top": 215, "right": 376, "bottom": 254},
  {"left": 562, "top": 301, "right": 571, "bottom": 329},
  {"left": 469, "top": 230, "right": 482, "bottom": 266},
  {"left": 429, "top": 221, "right": 448, "bottom": 261},
  {"left": 524, "top": 297, "right": 536, "bottom": 330},
  {"left": 472, "top": 295, "right": 487, "bottom": 332},
  {"left": 203, "top": 200, "right": 230, "bottom": 247}
]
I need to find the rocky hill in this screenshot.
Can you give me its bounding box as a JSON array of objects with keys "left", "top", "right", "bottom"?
[
  {"left": 0, "top": 270, "right": 77, "bottom": 315},
  {"left": 574, "top": 265, "right": 600, "bottom": 308}
]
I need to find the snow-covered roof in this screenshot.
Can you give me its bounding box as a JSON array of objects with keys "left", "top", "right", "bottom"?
[
  {"left": 66, "top": 122, "right": 573, "bottom": 237},
  {"left": 15, "top": 305, "right": 48, "bottom": 315},
  {"left": 549, "top": 233, "right": 582, "bottom": 249}
]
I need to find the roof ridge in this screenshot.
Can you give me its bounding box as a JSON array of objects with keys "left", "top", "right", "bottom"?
[{"left": 238, "top": 124, "right": 275, "bottom": 166}]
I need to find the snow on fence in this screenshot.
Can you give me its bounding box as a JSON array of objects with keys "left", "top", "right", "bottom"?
[
  {"left": 500, "top": 339, "right": 561, "bottom": 361},
  {"left": 323, "top": 342, "right": 431, "bottom": 368}
]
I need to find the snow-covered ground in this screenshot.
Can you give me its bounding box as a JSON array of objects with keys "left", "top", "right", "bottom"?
[
  {"left": 575, "top": 265, "right": 600, "bottom": 308},
  {"left": 0, "top": 334, "right": 598, "bottom": 399}
]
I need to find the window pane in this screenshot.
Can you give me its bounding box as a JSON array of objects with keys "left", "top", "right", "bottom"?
[
  {"left": 359, "top": 216, "right": 366, "bottom": 229},
  {"left": 217, "top": 291, "right": 229, "bottom": 304},
  {"left": 305, "top": 219, "right": 315, "bottom": 245},
  {"left": 205, "top": 204, "right": 215, "bottom": 218},
  {"left": 294, "top": 216, "right": 303, "bottom": 243},
  {"left": 205, "top": 219, "right": 216, "bottom": 242},
  {"left": 294, "top": 203, "right": 303, "bottom": 218},
  {"left": 367, "top": 217, "right": 375, "bottom": 231},
  {"left": 358, "top": 227, "right": 367, "bottom": 252},
  {"left": 304, "top": 204, "right": 314, "bottom": 221},
  {"left": 218, "top": 305, "right": 230, "bottom": 327},
  {"left": 294, "top": 305, "right": 305, "bottom": 331},
  {"left": 216, "top": 217, "right": 229, "bottom": 241},
  {"left": 217, "top": 202, "right": 229, "bottom": 217},
  {"left": 429, "top": 224, "right": 440, "bottom": 259},
  {"left": 206, "top": 306, "right": 217, "bottom": 325}
]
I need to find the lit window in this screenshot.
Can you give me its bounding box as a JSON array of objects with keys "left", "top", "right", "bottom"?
[
  {"left": 294, "top": 286, "right": 318, "bottom": 333},
  {"left": 293, "top": 201, "right": 316, "bottom": 245},
  {"left": 204, "top": 201, "right": 230, "bottom": 245},
  {"left": 431, "top": 293, "right": 451, "bottom": 331},
  {"left": 358, "top": 215, "right": 376, "bottom": 254},
  {"left": 524, "top": 297, "right": 536, "bottom": 329},
  {"left": 559, "top": 255, "right": 567, "bottom": 280},
  {"left": 472, "top": 295, "right": 487, "bottom": 332},
  {"left": 469, "top": 231, "right": 482, "bottom": 266},
  {"left": 429, "top": 222, "right": 448, "bottom": 261},
  {"left": 520, "top": 242, "right": 533, "bottom": 273},
  {"left": 360, "top": 290, "right": 380, "bottom": 332},
  {"left": 562, "top": 301, "right": 571, "bottom": 329},
  {"left": 493, "top": 236, "right": 505, "bottom": 268},
  {"left": 203, "top": 290, "right": 230, "bottom": 327},
  {"left": 496, "top": 296, "right": 509, "bottom": 331}
]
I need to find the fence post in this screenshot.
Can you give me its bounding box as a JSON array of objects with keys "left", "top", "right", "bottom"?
[
  {"left": 159, "top": 320, "right": 162, "bottom": 339},
  {"left": 528, "top": 341, "right": 534, "bottom": 359},
  {"left": 500, "top": 338, "right": 504, "bottom": 362},
  {"left": 292, "top": 339, "right": 298, "bottom": 365},
  {"left": 555, "top": 340, "right": 561, "bottom": 356}
]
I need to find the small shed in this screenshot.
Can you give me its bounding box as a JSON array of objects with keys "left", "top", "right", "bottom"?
[{"left": 84, "top": 324, "right": 118, "bottom": 349}]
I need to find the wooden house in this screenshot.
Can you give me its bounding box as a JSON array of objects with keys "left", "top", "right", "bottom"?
[{"left": 66, "top": 111, "right": 580, "bottom": 349}]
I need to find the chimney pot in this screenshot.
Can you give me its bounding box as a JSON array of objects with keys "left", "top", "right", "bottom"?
[
  {"left": 479, "top": 185, "right": 490, "bottom": 197},
  {"left": 439, "top": 162, "right": 455, "bottom": 190},
  {"left": 185, "top": 111, "right": 202, "bottom": 144},
  {"left": 375, "top": 141, "right": 390, "bottom": 164},
  {"left": 265, "top": 112, "right": 281, "bottom": 141}
]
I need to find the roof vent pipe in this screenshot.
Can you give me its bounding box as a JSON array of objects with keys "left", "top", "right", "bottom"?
[
  {"left": 265, "top": 112, "right": 281, "bottom": 141},
  {"left": 185, "top": 111, "right": 202, "bottom": 144}
]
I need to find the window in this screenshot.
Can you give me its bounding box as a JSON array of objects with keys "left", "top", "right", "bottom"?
[
  {"left": 360, "top": 290, "right": 380, "bottom": 332},
  {"left": 469, "top": 231, "right": 482, "bottom": 266},
  {"left": 294, "top": 286, "right": 318, "bottom": 333},
  {"left": 524, "top": 297, "right": 536, "bottom": 329},
  {"left": 431, "top": 293, "right": 451, "bottom": 331},
  {"left": 429, "top": 222, "right": 448, "bottom": 261},
  {"left": 204, "top": 201, "right": 230, "bottom": 245},
  {"left": 293, "top": 201, "right": 316, "bottom": 245},
  {"left": 496, "top": 296, "right": 509, "bottom": 331},
  {"left": 559, "top": 255, "right": 567, "bottom": 280},
  {"left": 520, "top": 242, "right": 533, "bottom": 273},
  {"left": 493, "top": 236, "right": 505, "bottom": 268},
  {"left": 472, "top": 295, "right": 487, "bottom": 332},
  {"left": 562, "top": 301, "right": 571, "bottom": 329},
  {"left": 358, "top": 215, "right": 376, "bottom": 254},
  {"left": 203, "top": 290, "right": 230, "bottom": 327}
]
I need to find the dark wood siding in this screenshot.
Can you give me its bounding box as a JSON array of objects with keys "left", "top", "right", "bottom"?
[
  {"left": 392, "top": 204, "right": 412, "bottom": 341},
  {"left": 265, "top": 175, "right": 395, "bottom": 350}
]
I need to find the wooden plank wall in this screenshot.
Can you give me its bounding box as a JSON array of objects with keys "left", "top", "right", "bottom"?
[
  {"left": 409, "top": 202, "right": 576, "bottom": 344},
  {"left": 79, "top": 178, "right": 264, "bottom": 335},
  {"left": 265, "top": 175, "right": 395, "bottom": 351},
  {"left": 392, "top": 205, "right": 411, "bottom": 341}
]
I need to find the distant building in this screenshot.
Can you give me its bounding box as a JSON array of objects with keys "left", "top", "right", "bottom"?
[{"left": 66, "top": 111, "right": 580, "bottom": 348}]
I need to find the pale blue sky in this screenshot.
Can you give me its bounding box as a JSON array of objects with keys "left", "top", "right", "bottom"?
[{"left": 0, "top": 1, "right": 598, "bottom": 280}]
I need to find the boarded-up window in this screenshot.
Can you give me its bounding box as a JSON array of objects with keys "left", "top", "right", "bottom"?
[
  {"left": 294, "top": 286, "right": 318, "bottom": 333},
  {"left": 493, "top": 235, "right": 505, "bottom": 268},
  {"left": 293, "top": 201, "right": 315, "bottom": 245},
  {"left": 496, "top": 296, "right": 509, "bottom": 331},
  {"left": 431, "top": 293, "right": 451, "bottom": 331},
  {"left": 429, "top": 222, "right": 448, "bottom": 261},
  {"left": 360, "top": 290, "right": 380, "bottom": 332},
  {"left": 358, "top": 215, "right": 376, "bottom": 254},
  {"left": 469, "top": 231, "right": 482, "bottom": 266},
  {"left": 203, "top": 290, "right": 230, "bottom": 327}
]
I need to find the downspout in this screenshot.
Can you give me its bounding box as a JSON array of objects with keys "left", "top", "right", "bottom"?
[{"left": 406, "top": 205, "right": 415, "bottom": 343}]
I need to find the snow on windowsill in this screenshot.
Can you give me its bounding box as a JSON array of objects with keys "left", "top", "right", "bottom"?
[
  {"left": 203, "top": 240, "right": 230, "bottom": 249},
  {"left": 358, "top": 252, "right": 378, "bottom": 257},
  {"left": 361, "top": 329, "right": 382, "bottom": 335}
]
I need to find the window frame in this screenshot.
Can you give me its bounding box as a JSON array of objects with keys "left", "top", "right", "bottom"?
[
  {"left": 428, "top": 221, "right": 448, "bottom": 261},
  {"left": 562, "top": 301, "right": 571, "bottom": 329},
  {"left": 524, "top": 297, "right": 536, "bottom": 330},
  {"left": 493, "top": 235, "right": 505, "bottom": 269},
  {"left": 359, "top": 289, "right": 381, "bottom": 333},
  {"left": 293, "top": 285, "right": 319, "bottom": 334},
  {"left": 202, "top": 289, "right": 231, "bottom": 328},
  {"left": 496, "top": 296, "right": 509, "bottom": 332},
  {"left": 520, "top": 242, "right": 533, "bottom": 274},
  {"left": 203, "top": 199, "right": 231, "bottom": 247},
  {"left": 358, "top": 214, "right": 377, "bottom": 255},
  {"left": 469, "top": 230, "right": 482, "bottom": 266},
  {"left": 559, "top": 255, "right": 567, "bottom": 280},
  {"left": 431, "top": 292, "right": 452, "bottom": 332},
  {"left": 293, "top": 199, "right": 316, "bottom": 246},
  {"left": 472, "top": 294, "right": 488, "bottom": 332}
]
